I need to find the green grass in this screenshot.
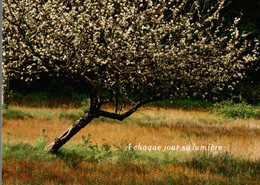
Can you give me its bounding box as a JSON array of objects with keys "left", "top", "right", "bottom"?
[
  {"left": 2, "top": 108, "right": 84, "bottom": 120},
  {"left": 59, "top": 110, "right": 84, "bottom": 121},
  {"left": 2, "top": 140, "right": 259, "bottom": 180},
  {"left": 186, "top": 152, "right": 259, "bottom": 177},
  {"left": 212, "top": 100, "right": 260, "bottom": 119},
  {"left": 2, "top": 108, "right": 33, "bottom": 119}
]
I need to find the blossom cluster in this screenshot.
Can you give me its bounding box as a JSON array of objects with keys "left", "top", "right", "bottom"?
[{"left": 3, "top": 0, "right": 259, "bottom": 100}]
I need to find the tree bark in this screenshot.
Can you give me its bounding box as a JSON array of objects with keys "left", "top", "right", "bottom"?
[
  {"left": 44, "top": 113, "right": 94, "bottom": 153},
  {"left": 43, "top": 89, "right": 162, "bottom": 153}
]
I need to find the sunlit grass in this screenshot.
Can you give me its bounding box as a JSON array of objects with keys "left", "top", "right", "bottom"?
[
  {"left": 2, "top": 142, "right": 259, "bottom": 185},
  {"left": 2, "top": 105, "right": 260, "bottom": 184},
  {"left": 3, "top": 105, "right": 260, "bottom": 160},
  {"left": 3, "top": 158, "right": 239, "bottom": 185}
]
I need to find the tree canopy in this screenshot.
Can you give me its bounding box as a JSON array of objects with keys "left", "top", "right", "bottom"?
[{"left": 3, "top": 0, "right": 259, "bottom": 101}]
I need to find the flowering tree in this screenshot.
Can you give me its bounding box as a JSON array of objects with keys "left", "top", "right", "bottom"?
[{"left": 3, "top": 0, "right": 259, "bottom": 153}]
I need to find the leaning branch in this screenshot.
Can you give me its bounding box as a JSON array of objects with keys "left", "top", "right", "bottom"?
[{"left": 99, "top": 95, "right": 162, "bottom": 121}]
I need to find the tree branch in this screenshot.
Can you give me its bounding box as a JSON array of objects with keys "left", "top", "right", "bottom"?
[{"left": 99, "top": 95, "right": 162, "bottom": 121}]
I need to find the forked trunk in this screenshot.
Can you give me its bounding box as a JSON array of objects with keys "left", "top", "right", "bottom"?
[
  {"left": 44, "top": 78, "right": 101, "bottom": 153},
  {"left": 43, "top": 83, "right": 161, "bottom": 153},
  {"left": 44, "top": 114, "right": 94, "bottom": 153}
]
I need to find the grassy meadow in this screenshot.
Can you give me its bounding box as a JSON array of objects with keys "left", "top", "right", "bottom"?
[{"left": 2, "top": 98, "right": 260, "bottom": 184}]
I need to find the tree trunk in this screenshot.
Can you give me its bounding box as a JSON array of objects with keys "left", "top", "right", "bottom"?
[
  {"left": 44, "top": 113, "right": 94, "bottom": 153},
  {"left": 43, "top": 86, "right": 161, "bottom": 153},
  {"left": 44, "top": 77, "right": 102, "bottom": 153}
]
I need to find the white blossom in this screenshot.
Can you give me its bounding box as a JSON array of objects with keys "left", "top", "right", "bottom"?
[{"left": 2, "top": 0, "right": 259, "bottom": 100}]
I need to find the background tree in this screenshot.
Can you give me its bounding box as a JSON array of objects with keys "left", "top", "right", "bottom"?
[{"left": 3, "top": 0, "right": 259, "bottom": 153}]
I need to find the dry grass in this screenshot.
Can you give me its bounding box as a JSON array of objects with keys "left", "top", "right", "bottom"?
[
  {"left": 3, "top": 158, "right": 259, "bottom": 185},
  {"left": 2, "top": 105, "right": 260, "bottom": 184},
  {"left": 3, "top": 105, "right": 260, "bottom": 160}
]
